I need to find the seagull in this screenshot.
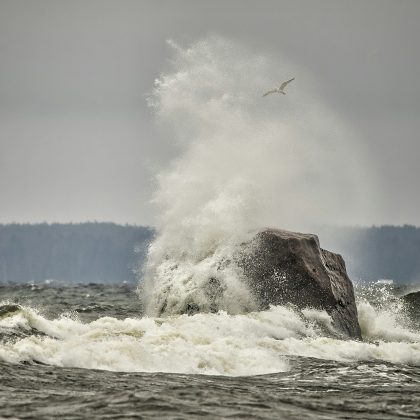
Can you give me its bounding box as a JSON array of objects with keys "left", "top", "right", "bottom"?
[{"left": 262, "top": 77, "right": 295, "bottom": 97}]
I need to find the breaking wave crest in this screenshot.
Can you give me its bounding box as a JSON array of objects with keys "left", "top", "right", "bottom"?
[{"left": 1, "top": 288, "right": 419, "bottom": 376}]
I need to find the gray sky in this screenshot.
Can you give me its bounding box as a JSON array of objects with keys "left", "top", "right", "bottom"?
[{"left": 0, "top": 0, "right": 419, "bottom": 226}]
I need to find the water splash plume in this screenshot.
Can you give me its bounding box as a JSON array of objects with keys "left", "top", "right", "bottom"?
[{"left": 141, "top": 36, "right": 373, "bottom": 316}]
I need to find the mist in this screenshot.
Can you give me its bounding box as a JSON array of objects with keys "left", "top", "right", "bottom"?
[{"left": 141, "top": 36, "right": 376, "bottom": 315}]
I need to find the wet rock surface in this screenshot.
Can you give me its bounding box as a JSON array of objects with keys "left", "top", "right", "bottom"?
[
  {"left": 238, "top": 228, "right": 362, "bottom": 339},
  {"left": 402, "top": 291, "right": 420, "bottom": 327}
]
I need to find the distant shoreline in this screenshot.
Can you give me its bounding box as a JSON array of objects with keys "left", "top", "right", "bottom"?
[{"left": 0, "top": 223, "right": 419, "bottom": 285}]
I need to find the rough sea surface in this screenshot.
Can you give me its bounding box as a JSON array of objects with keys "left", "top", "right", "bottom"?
[{"left": 1, "top": 282, "right": 419, "bottom": 419}]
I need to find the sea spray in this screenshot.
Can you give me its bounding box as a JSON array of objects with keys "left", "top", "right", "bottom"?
[
  {"left": 141, "top": 36, "right": 374, "bottom": 315},
  {"left": 356, "top": 283, "right": 420, "bottom": 342},
  {"left": 1, "top": 293, "right": 420, "bottom": 375}
]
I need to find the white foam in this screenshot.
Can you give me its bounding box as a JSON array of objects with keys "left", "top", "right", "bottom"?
[
  {"left": 358, "top": 299, "right": 420, "bottom": 343},
  {"left": 1, "top": 303, "right": 419, "bottom": 375}
]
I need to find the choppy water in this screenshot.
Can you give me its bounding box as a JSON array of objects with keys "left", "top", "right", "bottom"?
[{"left": 1, "top": 282, "right": 420, "bottom": 419}]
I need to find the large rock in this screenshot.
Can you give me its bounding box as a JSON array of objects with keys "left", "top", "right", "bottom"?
[
  {"left": 402, "top": 291, "right": 420, "bottom": 328},
  {"left": 238, "top": 228, "right": 361, "bottom": 339}
]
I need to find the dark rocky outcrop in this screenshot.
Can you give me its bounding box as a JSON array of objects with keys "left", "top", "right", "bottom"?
[
  {"left": 402, "top": 291, "right": 420, "bottom": 328},
  {"left": 402, "top": 290, "right": 420, "bottom": 304},
  {"left": 238, "top": 228, "right": 361, "bottom": 339}
]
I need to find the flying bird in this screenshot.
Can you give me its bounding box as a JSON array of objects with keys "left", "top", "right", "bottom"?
[{"left": 263, "top": 77, "right": 295, "bottom": 97}]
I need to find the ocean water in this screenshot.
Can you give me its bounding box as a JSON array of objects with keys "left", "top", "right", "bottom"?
[
  {"left": 1, "top": 282, "right": 420, "bottom": 419},
  {"left": 1, "top": 35, "right": 416, "bottom": 419}
]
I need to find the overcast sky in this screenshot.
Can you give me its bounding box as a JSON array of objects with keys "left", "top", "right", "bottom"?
[{"left": 0, "top": 0, "right": 419, "bottom": 226}]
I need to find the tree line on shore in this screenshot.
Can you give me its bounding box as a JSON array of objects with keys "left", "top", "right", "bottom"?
[
  {"left": 0, "top": 223, "right": 153, "bottom": 284},
  {"left": 0, "top": 223, "right": 419, "bottom": 284}
]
